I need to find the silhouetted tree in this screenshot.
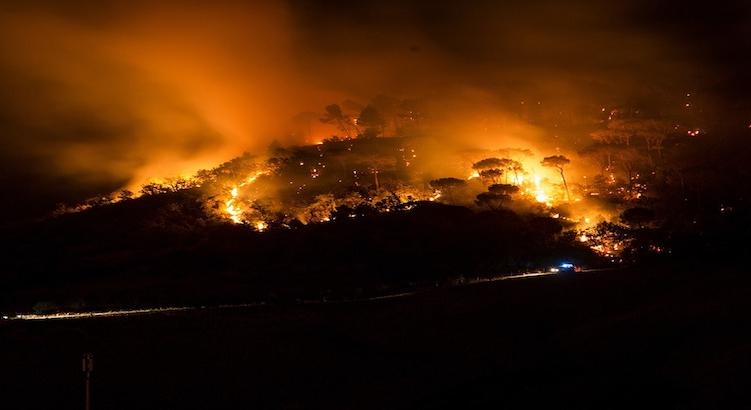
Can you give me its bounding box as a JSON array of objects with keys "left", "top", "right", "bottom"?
[
  {"left": 475, "top": 192, "right": 509, "bottom": 210},
  {"left": 371, "top": 95, "right": 399, "bottom": 135},
  {"left": 479, "top": 169, "right": 504, "bottom": 184},
  {"left": 489, "top": 184, "right": 520, "bottom": 196},
  {"left": 117, "top": 190, "right": 134, "bottom": 201},
  {"left": 612, "top": 146, "right": 646, "bottom": 196},
  {"left": 195, "top": 169, "right": 217, "bottom": 185},
  {"left": 357, "top": 105, "right": 385, "bottom": 138},
  {"left": 429, "top": 177, "right": 467, "bottom": 202},
  {"left": 500, "top": 159, "right": 524, "bottom": 184},
  {"left": 591, "top": 119, "right": 672, "bottom": 165},
  {"left": 320, "top": 104, "right": 359, "bottom": 138},
  {"left": 473, "top": 157, "right": 504, "bottom": 171},
  {"left": 541, "top": 155, "right": 571, "bottom": 201},
  {"left": 140, "top": 182, "right": 171, "bottom": 196},
  {"left": 165, "top": 177, "right": 194, "bottom": 191},
  {"left": 580, "top": 143, "right": 616, "bottom": 174}
]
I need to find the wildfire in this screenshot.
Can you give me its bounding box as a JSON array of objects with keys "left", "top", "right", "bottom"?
[
  {"left": 533, "top": 175, "right": 550, "bottom": 205},
  {"left": 55, "top": 135, "right": 640, "bottom": 262},
  {"left": 223, "top": 170, "right": 269, "bottom": 225},
  {"left": 225, "top": 186, "right": 242, "bottom": 224}
]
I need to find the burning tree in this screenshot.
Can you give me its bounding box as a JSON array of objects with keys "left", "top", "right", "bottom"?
[
  {"left": 473, "top": 157, "right": 523, "bottom": 184},
  {"left": 429, "top": 177, "right": 467, "bottom": 202},
  {"left": 612, "top": 146, "right": 646, "bottom": 198},
  {"left": 489, "top": 183, "right": 520, "bottom": 196},
  {"left": 591, "top": 118, "right": 672, "bottom": 166},
  {"left": 502, "top": 159, "right": 524, "bottom": 184},
  {"left": 140, "top": 182, "right": 172, "bottom": 196},
  {"left": 473, "top": 157, "right": 508, "bottom": 185},
  {"left": 472, "top": 157, "right": 505, "bottom": 171},
  {"left": 580, "top": 143, "right": 616, "bottom": 175},
  {"left": 320, "top": 104, "right": 360, "bottom": 139},
  {"left": 591, "top": 120, "right": 636, "bottom": 146},
  {"left": 541, "top": 155, "right": 571, "bottom": 201},
  {"left": 479, "top": 169, "right": 504, "bottom": 184},
  {"left": 299, "top": 194, "right": 337, "bottom": 223}
]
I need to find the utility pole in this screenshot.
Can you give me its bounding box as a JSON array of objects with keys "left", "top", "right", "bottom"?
[{"left": 82, "top": 353, "right": 94, "bottom": 410}]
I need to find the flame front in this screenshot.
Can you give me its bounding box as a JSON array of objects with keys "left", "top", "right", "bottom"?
[
  {"left": 223, "top": 170, "right": 269, "bottom": 227},
  {"left": 533, "top": 175, "right": 550, "bottom": 205},
  {"left": 225, "top": 186, "right": 242, "bottom": 224}
]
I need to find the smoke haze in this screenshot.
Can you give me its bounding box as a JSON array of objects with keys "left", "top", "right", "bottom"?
[{"left": 0, "top": 0, "right": 748, "bottom": 220}]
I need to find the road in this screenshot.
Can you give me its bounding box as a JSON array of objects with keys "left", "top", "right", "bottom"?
[
  {"left": 2, "top": 268, "right": 611, "bottom": 322},
  {"left": 1, "top": 263, "right": 749, "bottom": 409}
]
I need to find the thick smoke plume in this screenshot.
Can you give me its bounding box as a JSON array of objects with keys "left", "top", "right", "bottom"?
[{"left": 0, "top": 0, "right": 748, "bottom": 220}]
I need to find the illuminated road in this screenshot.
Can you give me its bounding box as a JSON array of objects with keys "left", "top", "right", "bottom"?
[
  {"left": 470, "top": 270, "right": 557, "bottom": 283},
  {"left": 1, "top": 268, "right": 612, "bottom": 322},
  {"left": 3, "top": 306, "right": 194, "bottom": 321},
  {"left": 1, "top": 304, "right": 262, "bottom": 322}
]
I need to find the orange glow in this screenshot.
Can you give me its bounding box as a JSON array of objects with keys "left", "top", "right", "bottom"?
[
  {"left": 533, "top": 175, "right": 550, "bottom": 204},
  {"left": 222, "top": 170, "right": 269, "bottom": 224}
]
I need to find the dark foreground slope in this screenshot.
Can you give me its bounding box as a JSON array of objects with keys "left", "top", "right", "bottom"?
[
  {"left": 2, "top": 199, "right": 596, "bottom": 312},
  {"left": 2, "top": 263, "right": 750, "bottom": 409}
]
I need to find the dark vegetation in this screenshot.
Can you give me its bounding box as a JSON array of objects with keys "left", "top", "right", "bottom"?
[
  {"left": 3, "top": 96, "right": 751, "bottom": 315},
  {"left": 1, "top": 195, "right": 597, "bottom": 312},
  {"left": 4, "top": 105, "right": 751, "bottom": 313}
]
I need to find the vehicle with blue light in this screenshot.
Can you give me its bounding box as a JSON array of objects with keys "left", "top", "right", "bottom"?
[{"left": 549, "top": 262, "right": 580, "bottom": 273}]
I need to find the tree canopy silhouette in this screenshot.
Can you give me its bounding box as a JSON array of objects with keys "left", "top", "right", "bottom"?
[{"left": 541, "top": 155, "right": 571, "bottom": 201}]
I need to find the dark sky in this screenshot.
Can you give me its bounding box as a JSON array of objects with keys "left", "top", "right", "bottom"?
[{"left": 0, "top": 0, "right": 749, "bottom": 223}]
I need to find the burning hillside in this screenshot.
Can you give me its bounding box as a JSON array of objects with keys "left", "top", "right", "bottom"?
[
  {"left": 12, "top": 94, "right": 747, "bottom": 312},
  {"left": 52, "top": 97, "right": 711, "bottom": 263},
  {"left": 4, "top": 4, "right": 751, "bottom": 410},
  {"left": 2, "top": 1, "right": 748, "bottom": 313},
  {"left": 59, "top": 87, "right": 732, "bottom": 263}
]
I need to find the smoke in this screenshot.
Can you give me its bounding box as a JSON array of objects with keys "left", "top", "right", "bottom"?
[{"left": 0, "top": 0, "right": 748, "bottom": 221}]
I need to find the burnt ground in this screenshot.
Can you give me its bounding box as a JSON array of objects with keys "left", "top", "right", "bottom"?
[{"left": 2, "top": 263, "right": 750, "bottom": 409}]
